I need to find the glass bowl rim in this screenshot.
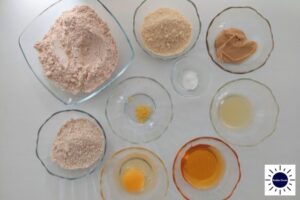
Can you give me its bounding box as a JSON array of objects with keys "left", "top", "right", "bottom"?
[
  {"left": 99, "top": 146, "right": 169, "bottom": 199},
  {"left": 105, "top": 76, "right": 174, "bottom": 144},
  {"left": 209, "top": 78, "right": 280, "bottom": 146},
  {"left": 133, "top": 0, "right": 202, "bottom": 60},
  {"left": 18, "top": 0, "right": 135, "bottom": 106},
  {"left": 35, "top": 109, "right": 107, "bottom": 180},
  {"left": 205, "top": 6, "right": 274, "bottom": 74},
  {"left": 172, "top": 136, "right": 241, "bottom": 200}
]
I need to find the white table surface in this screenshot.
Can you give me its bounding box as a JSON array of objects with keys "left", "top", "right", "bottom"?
[{"left": 1, "top": 0, "right": 300, "bottom": 199}]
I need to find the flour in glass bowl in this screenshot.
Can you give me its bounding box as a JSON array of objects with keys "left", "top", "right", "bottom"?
[
  {"left": 51, "top": 118, "right": 106, "bottom": 170},
  {"left": 34, "top": 5, "right": 119, "bottom": 95}
]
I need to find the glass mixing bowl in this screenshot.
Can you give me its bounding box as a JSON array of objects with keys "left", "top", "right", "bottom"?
[
  {"left": 105, "top": 77, "right": 173, "bottom": 144},
  {"left": 173, "top": 137, "right": 241, "bottom": 200},
  {"left": 210, "top": 79, "right": 279, "bottom": 146},
  {"left": 133, "top": 0, "right": 201, "bottom": 60},
  {"left": 36, "top": 109, "right": 107, "bottom": 180},
  {"left": 171, "top": 55, "right": 211, "bottom": 97},
  {"left": 206, "top": 6, "right": 274, "bottom": 74},
  {"left": 100, "top": 147, "right": 169, "bottom": 200},
  {"left": 19, "top": 0, "right": 134, "bottom": 105}
]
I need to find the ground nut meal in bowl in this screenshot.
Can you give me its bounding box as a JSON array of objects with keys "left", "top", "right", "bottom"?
[
  {"left": 34, "top": 5, "right": 119, "bottom": 95},
  {"left": 51, "top": 118, "right": 106, "bottom": 170}
]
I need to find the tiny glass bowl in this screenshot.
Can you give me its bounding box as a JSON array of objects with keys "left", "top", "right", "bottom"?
[
  {"left": 105, "top": 77, "right": 173, "bottom": 144},
  {"left": 206, "top": 6, "right": 274, "bottom": 74},
  {"left": 171, "top": 55, "right": 211, "bottom": 97},
  {"left": 173, "top": 137, "right": 241, "bottom": 200},
  {"left": 19, "top": 0, "right": 134, "bottom": 105},
  {"left": 133, "top": 0, "right": 201, "bottom": 60},
  {"left": 36, "top": 109, "right": 107, "bottom": 180},
  {"left": 100, "top": 147, "right": 169, "bottom": 200},
  {"left": 210, "top": 79, "right": 279, "bottom": 146}
]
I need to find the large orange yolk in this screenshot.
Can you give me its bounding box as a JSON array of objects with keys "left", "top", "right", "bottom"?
[{"left": 121, "top": 168, "right": 145, "bottom": 193}]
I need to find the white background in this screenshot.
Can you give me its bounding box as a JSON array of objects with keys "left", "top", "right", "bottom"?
[{"left": 0, "top": 0, "right": 300, "bottom": 199}]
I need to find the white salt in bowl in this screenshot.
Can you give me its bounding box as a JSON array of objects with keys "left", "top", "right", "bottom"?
[{"left": 171, "top": 55, "right": 211, "bottom": 97}]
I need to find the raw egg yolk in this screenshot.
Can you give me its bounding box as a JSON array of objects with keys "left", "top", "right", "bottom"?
[{"left": 121, "top": 168, "right": 145, "bottom": 193}]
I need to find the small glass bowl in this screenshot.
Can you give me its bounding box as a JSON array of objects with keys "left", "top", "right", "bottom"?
[
  {"left": 206, "top": 6, "right": 274, "bottom": 74},
  {"left": 36, "top": 109, "right": 107, "bottom": 180},
  {"left": 173, "top": 137, "right": 241, "bottom": 200},
  {"left": 100, "top": 147, "right": 169, "bottom": 200},
  {"left": 105, "top": 77, "right": 173, "bottom": 144},
  {"left": 210, "top": 79, "right": 279, "bottom": 146},
  {"left": 171, "top": 55, "right": 210, "bottom": 97},
  {"left": 133, "top": 0, "right": 201, "bottom": 60},
  {"left": 19, "top": 0, "right": 134, "bottom": 105}
]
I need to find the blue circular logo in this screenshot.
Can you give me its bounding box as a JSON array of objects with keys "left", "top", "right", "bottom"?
[{"left": 272, "top": 172, "right": 288, "bottom": 188}]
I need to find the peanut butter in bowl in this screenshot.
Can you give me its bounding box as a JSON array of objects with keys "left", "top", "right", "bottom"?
[{"left": 215, "top": 28, "right": 257, "bottom": 64}]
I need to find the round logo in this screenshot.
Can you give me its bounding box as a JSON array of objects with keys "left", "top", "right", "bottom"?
[
  {"left": 272, "top": 172, "right": 288, "bottom": 188},
  {"left": 265, "top": 165, "right": 296, "bottom": 196}
]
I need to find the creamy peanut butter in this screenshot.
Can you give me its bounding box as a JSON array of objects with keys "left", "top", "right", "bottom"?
[{"left": 215, "top": 28, "right": 257, "bottom": 63}]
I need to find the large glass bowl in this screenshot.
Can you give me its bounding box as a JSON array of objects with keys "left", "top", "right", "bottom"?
[
  {"left": 36, "top": 109, "right": 107, "bottom": 180},
  {"left": 210, "top": 79, "right": 279, "bottom": 146},
  {"left": 105, "top": 77, "right": 173, "bottom": 144},
  {"left": 133, "top": 0, "right": 201, "bottom": 60},
  {"left": 173, "top": 137, "right": 241, "bottom": 200},
  {"left": 100, "top": 147, "right": 169, "bottom": 200},
  {"left": 206, "top": 6, "right": 274, "bottom": 74},
  {"left": 19, "top": 0, "right": 134, "bottom": 105}
]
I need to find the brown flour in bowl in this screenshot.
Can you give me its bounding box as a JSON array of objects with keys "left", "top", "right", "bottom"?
[
  {"left": 141, "top": 8, "right": 192, "bottom": 57},
  {"left": 51, "top": 118, "right": 105, "bottom": 170},
  {"left": 35, "top": 5, "right": 118, "bottom": 94}
]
